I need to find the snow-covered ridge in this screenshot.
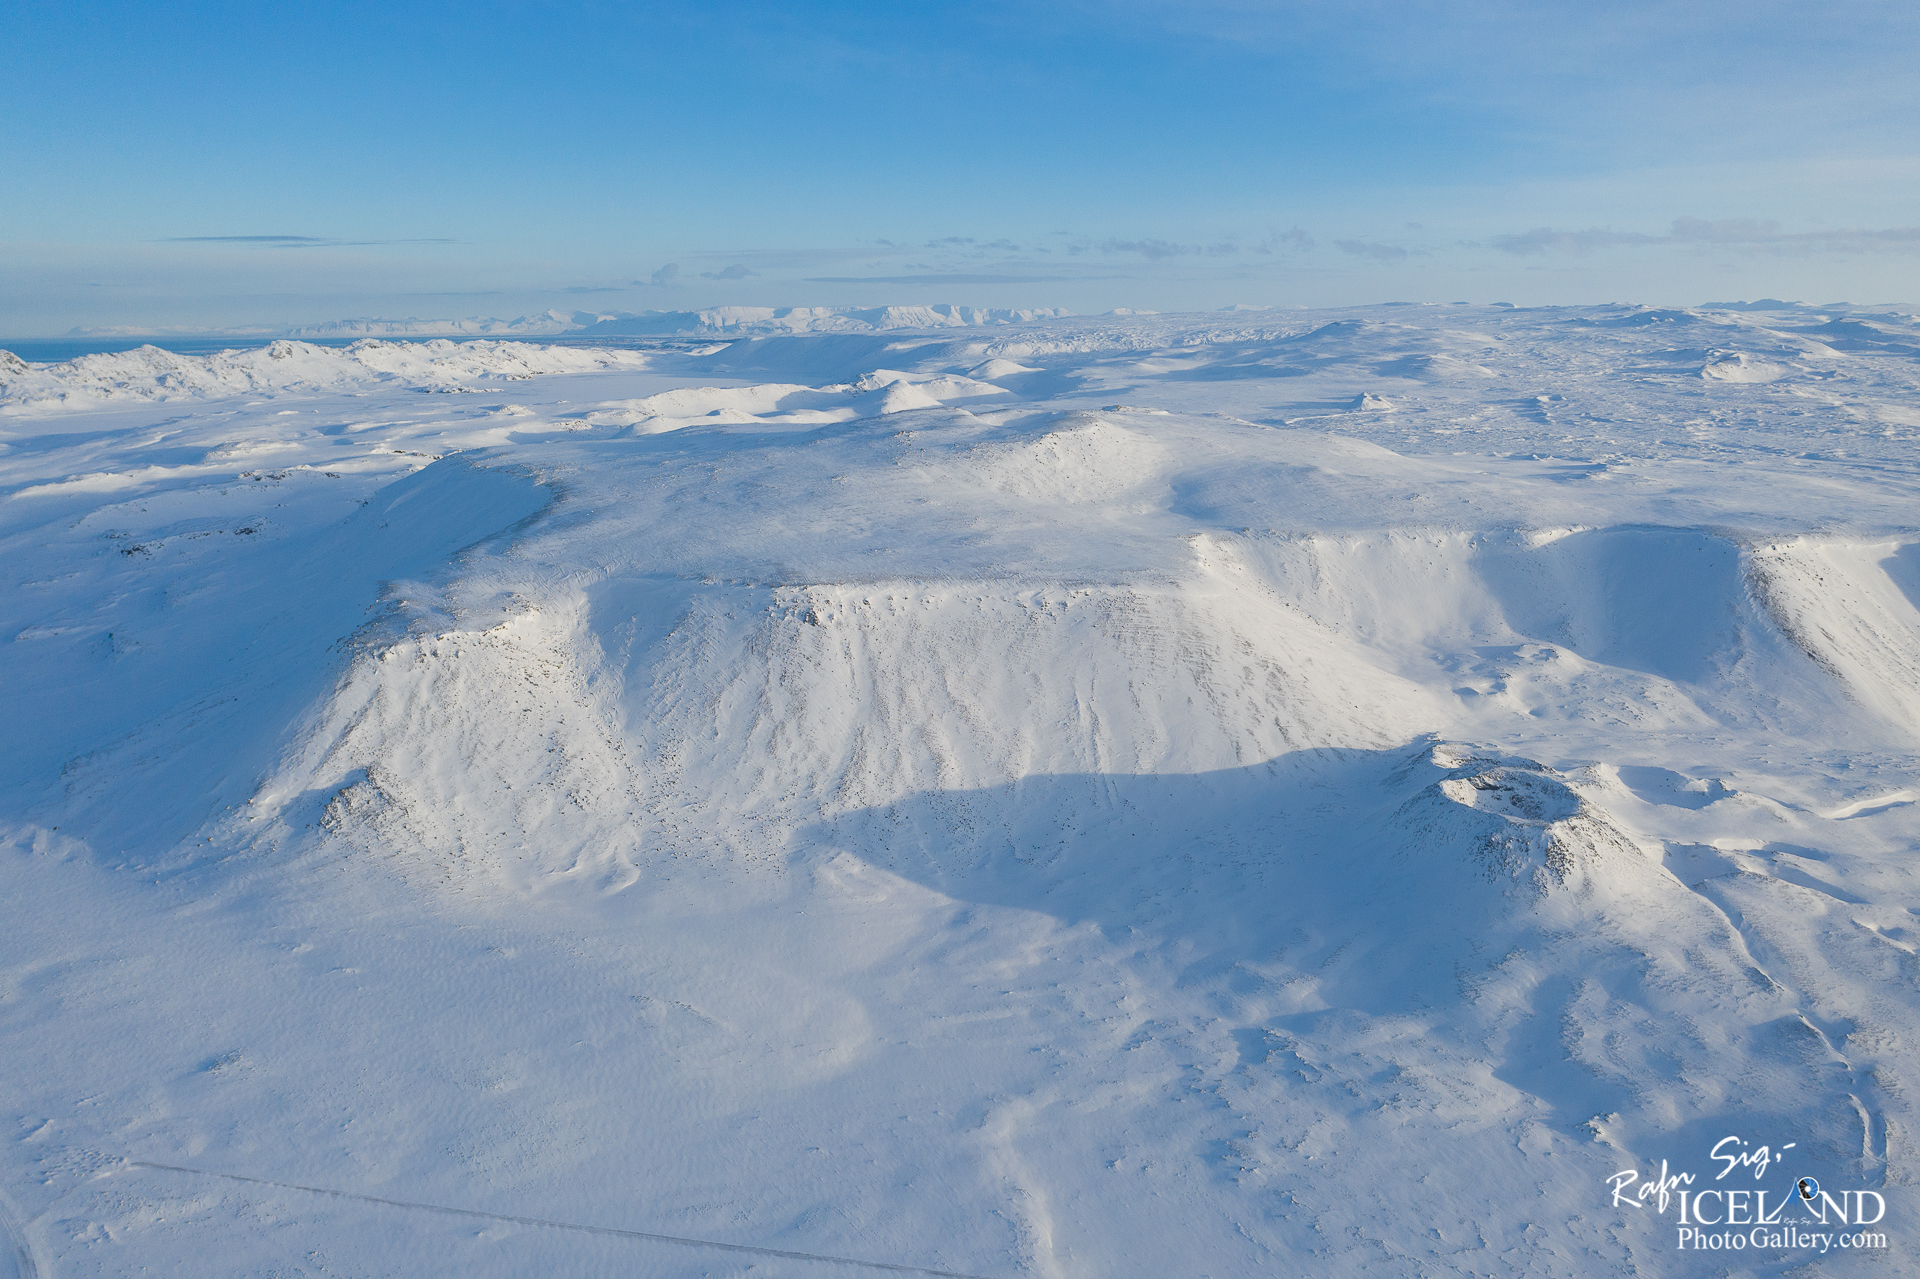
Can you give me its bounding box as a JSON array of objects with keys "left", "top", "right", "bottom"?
[{"left": 0, "top": 337, "right": 654, "bottom": 409}]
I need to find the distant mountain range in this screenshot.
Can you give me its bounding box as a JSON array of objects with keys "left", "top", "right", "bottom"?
[
  {"left": 58, "top": 305, "right": 1082, "bottom": 343},
  {"left": 63, "top": 301, "right": 1881, "bottom": 345},
  {"left": 289, "top": 305, "right": 1076, "bottom": 338}
]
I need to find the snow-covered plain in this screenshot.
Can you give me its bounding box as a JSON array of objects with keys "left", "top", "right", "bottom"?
[{"left": 3, "top": 302, "right": 1918, "bottom": 1277}]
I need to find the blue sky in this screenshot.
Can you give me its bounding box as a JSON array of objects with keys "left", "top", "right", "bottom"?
[{"left": 3, "top": 0, "right": 1916, "bottom": 333}]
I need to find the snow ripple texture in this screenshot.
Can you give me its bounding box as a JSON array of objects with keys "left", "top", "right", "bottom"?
[{"left": 2, "top": 301, "right": 1918, "bottom": 1277}]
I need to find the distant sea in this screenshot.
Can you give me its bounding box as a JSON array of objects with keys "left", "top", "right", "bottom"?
[{"left": 0, "top": 334, "right": 718, "bottom": 364}]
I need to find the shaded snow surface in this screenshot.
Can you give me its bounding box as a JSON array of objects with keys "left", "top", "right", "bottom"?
[{"left": 3, "top": 303, "right": 1918, "bottom": 1277}]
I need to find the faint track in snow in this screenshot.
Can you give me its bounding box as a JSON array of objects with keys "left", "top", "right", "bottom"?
[
  {"left": 128, "top": 1162, "right": 997, "bottom": 1279},
  {"left": 0, "top": 1187, "right": 38, "bottom": 1279},
  {"left": 1673, "top": 867, "right": 1891, "bottom": 1179}
]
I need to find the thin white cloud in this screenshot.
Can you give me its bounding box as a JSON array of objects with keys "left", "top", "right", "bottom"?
[
  {"left": 803, "top": 273, "right": 1081, "bottom": 284},
  {"left": 1096, "top": 239, "right": 1243, "bottom": 259},
  {"left": 1335, "top": 240, "right": 1409, "bottom": 262},
  {"left": 1494, "top": 218, "right": 1920, "bottom": 255}
]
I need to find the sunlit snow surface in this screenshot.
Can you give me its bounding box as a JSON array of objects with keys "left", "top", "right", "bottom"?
[{"left": 3, "top": 304, "right": 1919, "bottom": 1277}]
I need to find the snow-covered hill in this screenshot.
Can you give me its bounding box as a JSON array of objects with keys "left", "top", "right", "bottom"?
[{"left": 2, "top": 303, "right": 1916, "bottom": 1277}]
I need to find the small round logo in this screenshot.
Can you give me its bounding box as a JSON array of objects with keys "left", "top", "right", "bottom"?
[{"left": 1797, "top": 1177, "right": 1820, "bottom": 1202}]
